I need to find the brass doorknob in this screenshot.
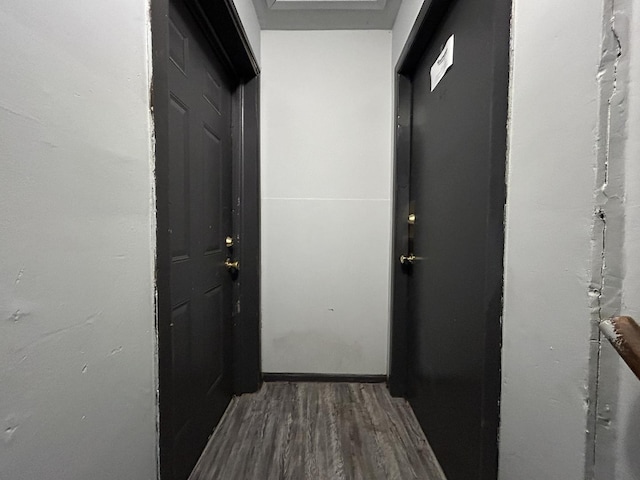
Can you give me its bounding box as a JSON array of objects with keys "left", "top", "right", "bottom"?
[
  {"left": 400, "top": 254, "right": 416, "bottom": 265},
  {"left": 224, "top": 258, "right": 239, "bottom": 271}
]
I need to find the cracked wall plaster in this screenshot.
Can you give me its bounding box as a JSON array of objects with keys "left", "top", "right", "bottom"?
[
  {"left": 590, "top": 0, "right": 640, "bottom": 479},
  {"left": 587, "top": 1, "right": 630, "bottom": 478}
]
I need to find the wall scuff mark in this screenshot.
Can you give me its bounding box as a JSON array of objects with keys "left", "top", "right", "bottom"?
[{"left": 14, "top": 269, "right": 24, "bottom": 284}]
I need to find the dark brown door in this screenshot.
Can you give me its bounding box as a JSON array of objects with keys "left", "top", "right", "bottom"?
[
  {"left": 165, "top": 2, "right": 234, "bottom": 478},
  {"left": 401, "top": 0, "right": 510, "bottom": 478}
]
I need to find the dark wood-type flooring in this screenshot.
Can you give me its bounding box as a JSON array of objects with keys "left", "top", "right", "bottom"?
[{"left": 189, "top": 382, "right": 446, "bottom": 479}]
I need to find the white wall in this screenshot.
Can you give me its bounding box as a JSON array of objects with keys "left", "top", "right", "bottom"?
[
  {"left": 499, "top": 0, "right": 602, "bottom": 477},
  {"left": 260, "top": 30, "right": 393, "bottom": 375},
  {"left": 233, "top": 0, "right": 261, "bottom": 63},
  {"left": 0, "top": 2, "right": 157, "bottom": 479}
]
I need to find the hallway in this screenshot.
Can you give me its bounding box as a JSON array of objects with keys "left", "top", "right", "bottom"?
[
  {"left": 189, "top": 382, "right": 445, "bottom": 480},
  {"left": 4, "top": 0, "right": 640, "bottom": 479}
]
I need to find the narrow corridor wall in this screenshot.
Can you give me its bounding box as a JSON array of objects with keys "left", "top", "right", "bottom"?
[
  {"left": 260, "top": 30, "right": 393, "bottom": 375},
  {"left": 500, "top": 0, "right": 602, "bottom": 476},
  {"left": 0, "top": 1, "right": 157, "bottom": 479}
]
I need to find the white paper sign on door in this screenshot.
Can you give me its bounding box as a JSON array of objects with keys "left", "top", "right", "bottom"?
[{"left": 430, "top": 34, "right": 454, "bottom": 92}]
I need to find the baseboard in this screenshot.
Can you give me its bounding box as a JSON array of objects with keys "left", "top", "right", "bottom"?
[{"left": 262, "top": 373, "right": 387, "bottom": 384}]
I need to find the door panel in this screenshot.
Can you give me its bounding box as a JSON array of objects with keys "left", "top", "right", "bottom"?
[
  {"left": 404, "top": 0, "right": 509, "bottom": 479},
  {"left": 166, "top": 2, "right": 234, "bottom": 478}
]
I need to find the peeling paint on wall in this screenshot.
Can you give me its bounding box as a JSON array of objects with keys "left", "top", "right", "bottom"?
[{"left": 586, "top": 1, "right": 631, "bottom": 478}]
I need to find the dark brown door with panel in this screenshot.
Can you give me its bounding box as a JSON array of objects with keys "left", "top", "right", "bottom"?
[
  {"left": 391, "top": 0, "right": 511, "bottom": 479},
  {"left": 154, "top": 0, "right": 260, "bottom": 477},
  {"left": 165, "top": 2, "right": 234, "bottom": 478}
]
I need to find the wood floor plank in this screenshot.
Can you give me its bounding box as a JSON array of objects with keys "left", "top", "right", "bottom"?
[
  {"left": 188, "top": 382, "right": 447, "bottom": 480},
  {"left": 359, "top": 385, "right": 403, "bottom": 480},
  {"left": 373, "top": 385, "right": 446, "bottom": 478}
]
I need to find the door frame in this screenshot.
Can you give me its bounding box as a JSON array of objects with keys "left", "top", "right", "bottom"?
[
  {"left": 150, "top": 0, "right": 261, "bottom": 477},
  {"left": 389, "top": 0, "right": 510, "bottom": 472}
]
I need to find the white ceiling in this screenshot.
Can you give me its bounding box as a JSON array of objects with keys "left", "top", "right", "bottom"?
[{"left": 251, "top": 0, "right": 403, "bottom": 29}]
